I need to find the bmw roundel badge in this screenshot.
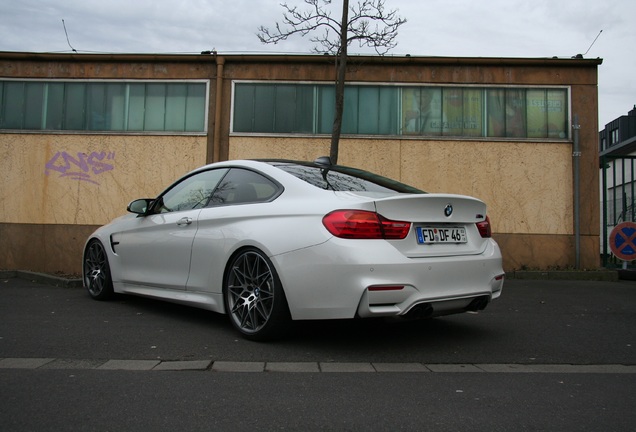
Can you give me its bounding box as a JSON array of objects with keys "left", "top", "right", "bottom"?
[{"left": 444, "top": 204, "right": 453, "bottom": 217}]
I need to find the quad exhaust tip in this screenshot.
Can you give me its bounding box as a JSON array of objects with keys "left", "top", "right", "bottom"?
[
  {"left": 404, "top": 303, "right": 434, "bottom": 320},
  {"left": 404, "top": 295, "right": 490, "bottom": 320},
  {"left": 466, "top": 296, "right": 490, "bottom": 312}
]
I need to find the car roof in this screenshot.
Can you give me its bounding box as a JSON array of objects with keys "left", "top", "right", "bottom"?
[{"left": 189, "top": 158, "right": 426, "bottom": 194}]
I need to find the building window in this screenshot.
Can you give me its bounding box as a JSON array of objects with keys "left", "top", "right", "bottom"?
[
  {"left": 232, "top": 82, "right": 569, "bottom": 140},
  {"left": 0, "top": 80, "right": 208, "bottom": 133}
]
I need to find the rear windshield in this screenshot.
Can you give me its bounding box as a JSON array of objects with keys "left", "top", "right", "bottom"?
[{"left": 270, "top": 162, "right": 425, "bottom": 194}]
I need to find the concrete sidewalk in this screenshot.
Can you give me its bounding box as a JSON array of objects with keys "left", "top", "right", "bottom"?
[{"left": 1, "top": 357, "right": 635, "bottom": 373}]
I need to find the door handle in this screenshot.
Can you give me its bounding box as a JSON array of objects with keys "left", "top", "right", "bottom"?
[{"left": 176, "top": 217, "right": 193, "bottom": 226}]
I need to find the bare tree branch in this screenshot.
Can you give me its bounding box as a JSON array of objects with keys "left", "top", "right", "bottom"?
[
  {"left": 258, "top": 0, "right": 404, "bottom": 55},
  {"left": 257, "top": 0, "right": 406, "bottom": 162},
  {"left": 346, "top": 0, "right": 406, "bottom": 54},
  {"left": 258, "top": 1, "right": 342, "bottom": 51}
]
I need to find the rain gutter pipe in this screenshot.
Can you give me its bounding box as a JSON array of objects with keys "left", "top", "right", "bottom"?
[
  {"left": 573, "top": 114, "right": 581, "bottom": 269},
  {"left": 213, "top": 55, "right": 225, "bottom": 163}
]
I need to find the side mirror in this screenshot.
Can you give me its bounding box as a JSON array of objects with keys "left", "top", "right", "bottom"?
[{"left": 127, "top": 199, "right": 153, "bottom": 215}]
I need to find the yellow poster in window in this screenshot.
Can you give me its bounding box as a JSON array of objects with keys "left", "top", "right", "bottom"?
[
  {"left": 402, "top": 87, "right": 442, "bottom": 135},
  {"left": 527, "top": 89, "right": 567, "bottom": 139},
  {"left": 547, "top": 90, "right": 567, "bottom": 139},
  {"left": 440, "top": 88, "right": 482, "bottom": 137},
  {"left": 527, "top": 90, "right": 547, "bottom": 138},
  {"left": 442, "top": 88, "right": 464, "bottom": 136}
]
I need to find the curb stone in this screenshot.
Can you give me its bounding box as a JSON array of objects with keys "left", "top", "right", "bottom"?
[
  {"left": 2, "top": 358, "right": 635, "bottom": 373},
  {"left": 505, "top": 270, "right": 619, "bottom": 281},
  {"left": 0, "top": 270, "right": 83, "bottom": 288}
]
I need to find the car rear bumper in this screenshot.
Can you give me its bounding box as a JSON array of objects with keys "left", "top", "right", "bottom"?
[
  {"left": 273, "top": 238, "right": 504, "bottom": 320},
  {"left": 356, "top": 276, "right": 503, "bottom": 319}
]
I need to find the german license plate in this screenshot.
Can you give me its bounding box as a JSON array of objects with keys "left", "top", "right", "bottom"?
[{"left": 416, "top": 227, "right": 467, "bottom": 244}]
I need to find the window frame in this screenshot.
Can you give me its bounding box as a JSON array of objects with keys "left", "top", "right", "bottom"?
[
  {"left": 209, "top": 167, "right": 283, "bottom": 206},
  {"left": 230, "top": 80, "right": 571, "bottom": 141},
  {"left": 0, "top": 78, "right": 210, "bottom": 135},
  {"left": 153, "top": 168, "right": 228, "bottom": 214}
]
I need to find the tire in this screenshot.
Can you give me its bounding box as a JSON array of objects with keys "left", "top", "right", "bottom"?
[
  {"left": 83, "top": 239, "right": 114, "bottom": 300},
  {"left": 224, "top": 248, "right": 290, "bottom": 341}
]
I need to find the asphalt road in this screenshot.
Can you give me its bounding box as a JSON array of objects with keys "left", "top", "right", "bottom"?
[{"left": 1, "top": 276, "right": 635, "bottom": 431}]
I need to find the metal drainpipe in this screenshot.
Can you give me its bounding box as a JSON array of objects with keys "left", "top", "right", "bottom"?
[
  {"left": 213, "top": 56, "right": 225, "bottom": 163},
  {"left": 573, "top": 114, "right": 581, "bottom": 269}
]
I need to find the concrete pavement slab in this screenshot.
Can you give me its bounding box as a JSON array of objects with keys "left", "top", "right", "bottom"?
[
  {"left": 98, "top": 359, "right": 160, "bottom": 370},
  {"left": 319, "top": 362, "right": 375, "bottom": 372},
  {"left": 524, "top": 364, "right": 636, "bottom": 373},
  {"left": 265, "top": 362, "right": 320, "bottom": 372},
  {"left": 426, "top": 364, "right": 484, "bottom": 372},
  {"left": 372, "top": 362, "right": 430, "bottom": 372},
  {"left": 476, "top": 364, "right": 538, "bottom": 372},
  {"left": 212, "top": 361, "right": 265, "bottom": 372},
  {"left": 153, "top": 360, "right": 212, "bottom": 371},
  {"left": 0, "top": 358, "right": 55, "bottom": 369},
  {"left": 39, "top": 359, "right": 107, "bottom": 369}
]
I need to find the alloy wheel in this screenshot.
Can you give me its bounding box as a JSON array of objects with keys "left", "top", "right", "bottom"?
[
  {"left": 226, "top": 250, "right": 278, "bottom": 336},
  {"left": 83, "top": 240, "right": 113, "bottom": 299}
]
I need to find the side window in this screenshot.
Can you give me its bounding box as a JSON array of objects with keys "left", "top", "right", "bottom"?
[
  {"left": 210, "top": 168, "right": 280, "bottom": 205},
  {"left": 155, "top": 169, "right": 227, "bottom": 213}
]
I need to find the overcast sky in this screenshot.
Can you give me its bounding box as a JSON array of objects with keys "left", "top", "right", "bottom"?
[{"left": 1, "top": 0, "right": 634, "bottom": 128}]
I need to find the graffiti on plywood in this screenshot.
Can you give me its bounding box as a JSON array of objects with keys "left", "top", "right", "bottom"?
[{"left": 45, "top": 151, "right": 116, "bottom": 185}]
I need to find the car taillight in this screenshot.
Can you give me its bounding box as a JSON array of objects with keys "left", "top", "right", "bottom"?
[
  {"left": 322, "top": 210, "right": 411, "bottom": 240},
  {"left": 476, "top": 216, "right": 492, "bottom": 238}
]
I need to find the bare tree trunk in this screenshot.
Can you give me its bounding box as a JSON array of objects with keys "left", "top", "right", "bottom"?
[{"left": 330, "top": 0, "right": 349, "bottom": 165}]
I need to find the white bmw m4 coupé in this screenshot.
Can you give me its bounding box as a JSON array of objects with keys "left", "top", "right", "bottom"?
[{"left": 83, "top": 157, "right": 504, "bottom": 340}]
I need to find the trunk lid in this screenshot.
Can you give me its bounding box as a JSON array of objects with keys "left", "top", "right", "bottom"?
[{"left": 373, "top": 194, "right": 490, "bottom": 258}]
